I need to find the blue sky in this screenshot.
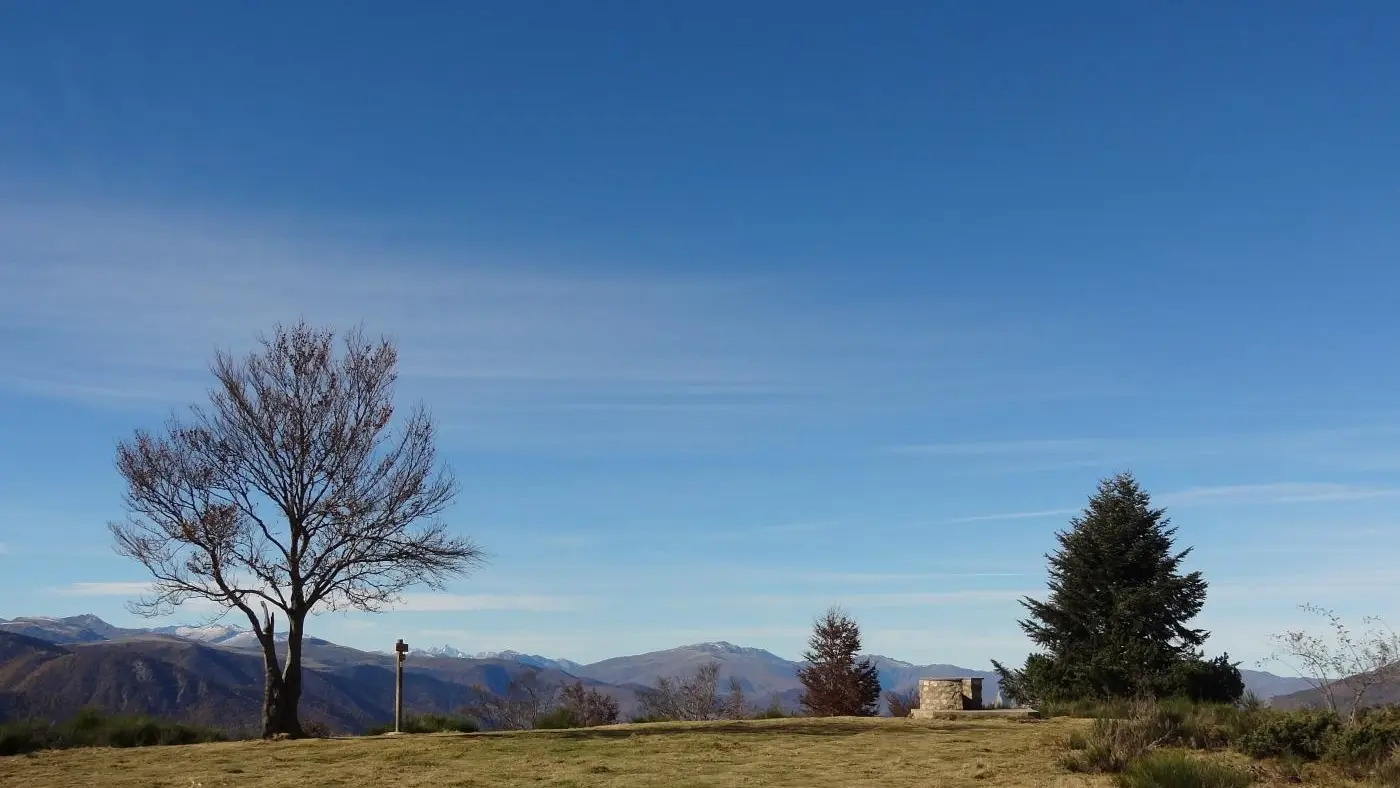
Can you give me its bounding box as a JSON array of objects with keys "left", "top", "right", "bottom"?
[{"left": 1, "top": 1, "right": 1398, "bottom": 670}]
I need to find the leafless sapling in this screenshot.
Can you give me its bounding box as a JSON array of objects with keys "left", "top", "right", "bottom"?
[
  {"left": 1263, "top": 604, "right": 1400, "bottom": 723},
  {"left": 463, "top": 671, "right": 558, "bottom": 730},
  {"left": 636, "top": 661, "right": 723, "bottom": 721},
  {"left": 722, "top": 676, "right": 748, "bottom": 720}
]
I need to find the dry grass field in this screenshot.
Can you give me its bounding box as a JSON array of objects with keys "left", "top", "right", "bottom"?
[{"left": 0, "top": 716, "right": 1374, "bottom": 788}]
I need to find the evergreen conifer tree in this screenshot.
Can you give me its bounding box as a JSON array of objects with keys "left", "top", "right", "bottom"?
[
  {"left": 993, "top": 472, "right": 1210, "bottom": 704},
  {"left": 797, "top": 607, "right": 882, "bottom": 716}
]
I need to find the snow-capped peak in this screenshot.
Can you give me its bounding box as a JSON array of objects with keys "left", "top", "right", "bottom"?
[
  {"left": 413, "top": 644, "right": 471, "bottom": 659},
  {"left": 150, "top": 624, "right": 243, "bottom": 643},
  {"left": 690, "top": 641, "right": 766, "bottom": 655}
]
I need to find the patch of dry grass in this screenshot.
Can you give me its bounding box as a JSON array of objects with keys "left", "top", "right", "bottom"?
[
  {"left": 0, "top": 717, "right": 1096, "bottom": 788},
  {"left": 0, "top": 716, "right": 1366, "bottom": 788}
]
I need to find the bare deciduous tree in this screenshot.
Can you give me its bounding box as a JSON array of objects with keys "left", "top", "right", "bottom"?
[
  {"left": 636, "top": 662, "right": 722, "bottom": 721},
  {"left": 464, "top": 672, "right": 558, "bottom": 730},
  {"left": 558, "top": 681, "right": 620, "bottom": 727},
  {"left": 721, "top": 676, "right": 748, "bottom": 720},
  {"left": 1263, "top": 604, "right": 1400, "bottom": 723},
  {"left": 884, "top": 688, "right": 919, "bottom": 718},
  {"left": 110, "top": 322, "right": 484, "bottom": 738}
]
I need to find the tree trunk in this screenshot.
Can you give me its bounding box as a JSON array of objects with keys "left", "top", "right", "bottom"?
[{"left": 257, "top": 617, "right": 305, "bottom": 738}]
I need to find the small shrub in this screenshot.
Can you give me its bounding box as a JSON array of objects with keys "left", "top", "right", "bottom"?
[
  {"left": 535, "top": 708, "right": 580, "bottom": 730},
  {"left": 365, "top": 714, "right": 478, "bottom": 735},
  {"left": 1042, "top": 697, "right": 1135, "bottom": 719},
  {"left": 1323, "top": 708, "right": 1400, "bottom": 772},
  {"left": 303, "top": 721, "right": 332, "bottom": 738},
  {"left": 0, "top": 721, "right": 50, "bottom": 757},
  {"left": 885, "top": 689, "right": 918, "bottom": 718},
  {"left": 1375, "top": 746, "right": 1400, "bottom": 787},
  {"left": 1061, "top": 717, "right": 1160, "bottom": 773},
  {"left": 1114, "top": 751, "right": 1252, "bottom": 788},
  {"left": 1234, "top": 709, "right": 1340, "bottom": 761},
  {"left": 0, "top": 711, "right": 226, "bottom": 755},
  {"left": 752, "top": 700, "right": 791, "bottom": 720},
  {"left": 1159, "top": 701, "right": 1265, "bottom": 750}
]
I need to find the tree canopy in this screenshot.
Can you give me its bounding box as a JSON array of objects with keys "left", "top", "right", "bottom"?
[{"left": 993, "top": 472, "right": 1237, "bottom": 705}]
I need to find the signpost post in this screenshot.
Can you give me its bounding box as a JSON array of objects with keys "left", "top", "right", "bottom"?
[{"left": 394, "top": 639, "right": 409, "bottom": 734}]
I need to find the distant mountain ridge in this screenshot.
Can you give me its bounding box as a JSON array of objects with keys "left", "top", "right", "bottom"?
[
  {"left": 0, "top": 614, "right": 1315, "bottom": 731},
  {"left": 413, "top": 644, "right": 583, "bottom": 673}
]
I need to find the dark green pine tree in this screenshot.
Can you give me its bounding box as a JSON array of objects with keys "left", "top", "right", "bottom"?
[{"left": 993, "top": 472, "right": 1209, "bottom": 704}]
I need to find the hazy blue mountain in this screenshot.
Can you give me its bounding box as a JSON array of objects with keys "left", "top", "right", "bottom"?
[
  {"left": 1239, "top": 669, "right": 1314, "bottom": 701},
  {"left": 0, "top": 613, "right": 1313, "bottom": 727},
  {"left": 0, "top": 614, "right": 147, "bottom": 643}
]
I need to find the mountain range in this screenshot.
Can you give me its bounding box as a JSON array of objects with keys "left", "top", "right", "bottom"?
[{"left": 0, "top": 614, "right": 1317, "bottom": 733}]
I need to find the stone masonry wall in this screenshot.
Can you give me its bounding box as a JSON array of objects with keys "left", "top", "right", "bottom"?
[{"left": 917, "top": 678, "right": 984, "bottom": 711}]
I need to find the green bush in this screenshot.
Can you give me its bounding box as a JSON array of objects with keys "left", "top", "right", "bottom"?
[
  {"left": 535, "top": 708, "right": 580, "bottom": 730},
  {"left": 1156, "top": 655, "right": 1246, "bottom": 706},
  {"left": 365, "top": 713, "right": 478, "bottom": 735},
  {"left": 1234, "top": 709, "right": 1340, "bottom": 761},
  {"left": 1061, "top": 716, "right": 1163, "bottom": 773},
  {"left": 1114, "top": 751, "right": 1252, "bottom": 788},
  {"left": 1154, "top": 700, "right": 1265, "bottom": 751},
  {"left": 1323, "top": 708, "right": 1400, "bottom": 772},
  {"left": 1061, "top": 698, "right": 1272, "bottom": 774},
  {"left": 1374, "top": 746, "right": 1400, "bottom": 787},
  {"left": 0, "top": 709, "right": 226, "bottom": 755},
  {"left": 752, "top": 700, "right": 792, "bottom": 720},
  {"left": 1040, "top": 697, "right": 1136, "bottom": 719}
]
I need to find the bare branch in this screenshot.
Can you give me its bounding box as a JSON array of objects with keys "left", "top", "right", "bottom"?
[{"left": 1263, "top": 604, "right": 1400, "bottom": 723}]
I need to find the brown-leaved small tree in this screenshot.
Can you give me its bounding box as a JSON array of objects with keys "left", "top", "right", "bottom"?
[
  {"left": 885, "top": 688, "right": 919, "bottom": 718},
  {"left": 797, "top": 607, "right": 882, "bottom": 717},
  {"left": 110, "top": 322, "right": 484, "bottom": 738}
]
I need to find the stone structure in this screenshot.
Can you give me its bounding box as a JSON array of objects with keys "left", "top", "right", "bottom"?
[{"left": 917, "top": 676, "right": 983, "bottom": 711}]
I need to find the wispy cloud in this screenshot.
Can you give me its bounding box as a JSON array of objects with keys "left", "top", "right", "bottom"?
[
  {"left": 51, "top": 581, "right": 154, "bottom": 596},
  {"left": 948, "top": 482, "right": 1397, "bottom": 524},
  {"left": 743, "top": 589, "right": 1031, "bottom": 609},
  {"left": 783, "top": 571, "right": 1030, "bottom": 583},
  {"left": 698, "top": 521, "right": 838, "bottom": 542},
  {"left": 0, "top": 196, "right": 1105, "bottom": 450},
  {"left": 890, "top": 426, "right": 1400, "bottom": 472},
  {"left": 945, "top": 508, "right": 1080, "bottom": 524},
  {"left": 891, "top": 438, "right": 1116, "bottom": 458},
  {"left": 1159, "top": 483, "right": 1398, "bottom": 506},
  {"left": 1209, "top": 568, "right": 1400, "bottom": 602},
  {"left": 391, "top": 593, "right": 583, "bottom": 612}
]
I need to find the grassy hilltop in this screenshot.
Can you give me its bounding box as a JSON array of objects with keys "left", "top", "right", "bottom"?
[
  {"left": 2, "top": 717, "right": 1099, "bottom": 788},
  {"left": 1, "top": 716, "right": 1382, "bottom": 788}
]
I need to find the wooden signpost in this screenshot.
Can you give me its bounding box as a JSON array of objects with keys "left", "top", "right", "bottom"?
[{"left": 394, "top": 639, "right": 408, "bottom": 734}]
